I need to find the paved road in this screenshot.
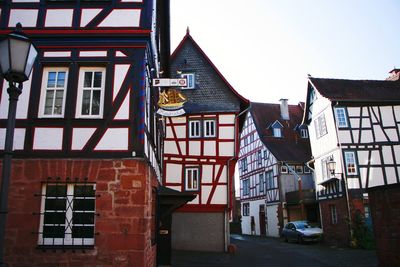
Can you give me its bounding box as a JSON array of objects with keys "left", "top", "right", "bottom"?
[{"left": 172, "top": 234, "right": 378, "bottom": 267}]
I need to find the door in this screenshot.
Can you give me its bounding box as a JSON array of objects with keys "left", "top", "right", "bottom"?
[{"left": 259, "top": 205, "right": 266, "bottom": 236}]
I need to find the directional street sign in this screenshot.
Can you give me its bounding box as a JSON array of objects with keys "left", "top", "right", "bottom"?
[{"left": 152, "top": 78, "right": 187, "bottom": 87}]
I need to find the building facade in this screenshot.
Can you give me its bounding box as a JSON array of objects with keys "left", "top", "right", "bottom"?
[
  {"left": 239, "top": 101, "right": 316, "bottom": 237},
  {"left": 162, "top": 30, "right": 249, "bottom": 252},
  {"left": 0, "top": 0, "right": 169, "bottom": 266},
  {"left": 303, "top": 72, "right": 400, "bottom": 262}
]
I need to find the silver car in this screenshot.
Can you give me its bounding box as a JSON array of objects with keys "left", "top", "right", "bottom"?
[{"left": 281, "top": 221, "right": 323, "bottom": 243}]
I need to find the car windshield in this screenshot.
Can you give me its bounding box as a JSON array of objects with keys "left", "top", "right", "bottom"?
[{"left": 294, "top": 222, "right": 311, "bottom": 229}]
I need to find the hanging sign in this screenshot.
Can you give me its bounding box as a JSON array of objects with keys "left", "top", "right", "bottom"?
[
  {"left": 152, "top": 78, "right": 187, "bottom": 87},
  {"left": 157, "top": 88, "right": 187, "bottom": 117}
]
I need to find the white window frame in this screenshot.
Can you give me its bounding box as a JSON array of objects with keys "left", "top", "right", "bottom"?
[
  {"left": 259, "top": 173, "right": 264, "bottom": 192},
  {"left": 314, "top": 114, "right": 328, "bottom": 138},
  {"left": 189, "top": 120, "right": 201, "bottom": 138},
  {"left": 185, "top": 167, "right": 200, "bottom": 191},
  {"left": 330, "top": 204, "right": 338, "bottom": 224},
  {"left": 273, "top": 127, "right": 282, "bottom": 138},
  {"left": 344, "top": 151, "right": 358, "bottom": 175},
  {"left": 39, "top": 67, "right": 69, "bottom": 118},
  {"left": 76, "top": 67, "right": 106, "bottom": 119},
  {"left": 181, "top": 73, "right": 195, "bottom": 89},
  {"left": 281, "top": 165, "right": 288, "bottom": 174},
  {"left": 242, "top": 203, "right": 250, "bottom": 216},
  {"left": 203, "top": 119, "right": 216, "bottom": 138},
  {"left": 304, "top": 166, "right": 311, "bottom": 174},
  {"left": 296, "top": 165, "right": 303, "bottom": 174},
  {"left": 38, "top": 183, "right": 96, "bottom": 246},
  {"left": 243, "top": 179, "right": 250, "bottom": 196},
  {"left": 334, "top": 107, "right": 348, "bottom": 128},
  {"left": 242, "top": 157, "right": 248, "bottom": 172},
  {"left": 257, "top": 150, "right": 262, "bottom": 166},
  {"left": 265, "top": 171, "right": 274, "bottom": 189},
  {"left": 300, "top": 128, "right": 308, "bottom": 138}
]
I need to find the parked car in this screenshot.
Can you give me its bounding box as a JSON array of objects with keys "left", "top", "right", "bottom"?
[{"left": 281, "top": 221, "right": 323, "bottom": 243}]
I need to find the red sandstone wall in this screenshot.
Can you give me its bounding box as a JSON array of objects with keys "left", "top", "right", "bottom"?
[
  {"left": 0, "top": 158, "right": 158, "bottom": 267},
  {"left": 368, "top": 185, "right": 400, "bottom": 267},
  {"left": 319, "top": 198, "right": 351, "bottom": 246}
]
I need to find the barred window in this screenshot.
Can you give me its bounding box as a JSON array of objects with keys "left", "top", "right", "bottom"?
[{"left": 38, "top": 183, "right": 96, "bottom": 247}]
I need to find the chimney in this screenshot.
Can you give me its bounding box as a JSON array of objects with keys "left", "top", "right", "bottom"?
[
  {"left": 279, "top": 98, "right": 290, "bottom": 120},
  {"left": 386, "top": 68, "right": 400, "bottom": 81}
]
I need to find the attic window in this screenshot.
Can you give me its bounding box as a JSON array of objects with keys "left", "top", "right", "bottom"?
[{"left": 270, "top": 121, "right": 283, "bottom": 138}]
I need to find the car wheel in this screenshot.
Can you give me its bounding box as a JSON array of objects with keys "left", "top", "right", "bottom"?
[{"left": 297, "top": 235, "right": 303, "bottom": 244}]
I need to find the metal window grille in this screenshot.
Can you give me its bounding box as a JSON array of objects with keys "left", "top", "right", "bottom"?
[{"left": 34, "top": 177, "right": 99, "bottom": 249}]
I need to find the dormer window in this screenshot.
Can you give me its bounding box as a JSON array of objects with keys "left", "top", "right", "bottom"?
[
  {"left": 300, "top": 129, "right": 308, "bottom": 138},
  {"left": 270, "top": 120, "right": 283, "bottom": 138}
]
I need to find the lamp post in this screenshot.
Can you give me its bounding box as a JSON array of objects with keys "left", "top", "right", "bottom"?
[
  {"left": 327, "top": 156, "right": 336, "bottom": 177},
  {"left": 0, "top": 23, "right": 37, "bottom": 266}
]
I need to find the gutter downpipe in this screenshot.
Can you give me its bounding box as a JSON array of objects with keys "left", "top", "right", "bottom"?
[
  {"left": 332, "top": 101, "right": 353, "bottom": 246},
  {"left": 226, "top": 105, "right": 251, "bottom": 251}
]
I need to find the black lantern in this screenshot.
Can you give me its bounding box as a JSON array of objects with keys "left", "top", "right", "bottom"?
[
  {"left": 0, "top": 23, "right": 38, "bottom": 267},
  {"left": 327, "top": 156, "right": 336, "bottom": 176},
  {"left": 0, "top": 23, "right": 37, "bottom": 83}
]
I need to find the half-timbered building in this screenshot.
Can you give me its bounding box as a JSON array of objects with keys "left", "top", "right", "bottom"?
[
  {"left": 162, "top": 30, "right": 249, "bottom": 252},
  {"left": 239, "top": 100, "right": 316, "bottom": 237},
  {"left": 0, "top": 0, "right": 170, "bottom": 266},
  {"left": 303, "top": 71, "right": 400, "bottom": 259}
]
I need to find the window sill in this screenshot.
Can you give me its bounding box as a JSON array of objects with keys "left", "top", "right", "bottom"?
[{"left": 37, "top": 245, "right": 95, "bottom": 250}]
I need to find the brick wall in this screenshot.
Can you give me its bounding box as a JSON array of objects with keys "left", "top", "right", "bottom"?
[
  {"left": 0, "top": 158, "right": 158, "bottom": 267},
  {"left": 319, "top": 198, "right": 351, "bottom": 246},
  {"left": 368, "top": 184, "right": 400, "bottom": 267}
]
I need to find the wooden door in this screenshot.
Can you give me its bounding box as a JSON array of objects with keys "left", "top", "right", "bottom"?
[{"left": 259, "top": 205, "right": 266, "bottom": 236}]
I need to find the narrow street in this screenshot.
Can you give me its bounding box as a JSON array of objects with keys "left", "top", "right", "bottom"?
[{"left": 172, "top": 234, "right": 378, "bottom": 267}]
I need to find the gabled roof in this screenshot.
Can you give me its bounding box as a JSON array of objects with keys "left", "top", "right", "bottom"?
[
  {"left": 308, "top": 77, "right": 400, "bottom": 103},
  {"left": 250, "top": 102, "right": 312, "bottom": 163},
  {"left": 170, "top": 29, "right": 249, "bottom": 115}
]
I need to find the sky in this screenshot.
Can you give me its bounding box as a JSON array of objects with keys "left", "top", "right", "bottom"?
[{"left": 170, "top": 0, "right": 400, "bottom": 105}]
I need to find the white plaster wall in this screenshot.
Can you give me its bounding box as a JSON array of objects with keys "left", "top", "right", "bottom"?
[
  {"left": 0, "top": 128, "right": 25, "bottom": 150},
  {"left": 211, "top": 185, "right": 227, "bottom": 204},
  {"left": 71, "top": 128, "right": 96, "bottom": 150},
  {"left": 33, "top": 128, "right": 63, "bottom": 150},
  {"left": 98, "top": 9, "right": 141, "bottom": 27},
  {"left": 95, "top": 128, "right": 128, "bottom": 150},
  {"left": 166, "top": 163, "right": 182, "bottom": 184},
  {"left": 203, "top": 141, "right": 216, "bottom": 156},
  {"left": 80, "top": 9, "right": 102, "bottom": 27},
  {"left": 266, "top": 204, "right": 280, "bottom": 237},
  {"left": 219, "top": 141, "right": 234, "bottom": 157},
  {"left": 112, "top": 64, "right": 130, "bottom": 100},
  {"left": 164, "top": 140, "right": 179, "bottom": 155},
  {"left": 241, "top": 199, "right": 265, "bottom": 235},
  {"left": 219, "top": 114, "right": 235, "bottom": 124}
]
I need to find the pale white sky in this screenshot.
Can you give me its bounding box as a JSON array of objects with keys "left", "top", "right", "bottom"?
[{"left": 171, "top": 0, "right": 400, "bottom": 105}]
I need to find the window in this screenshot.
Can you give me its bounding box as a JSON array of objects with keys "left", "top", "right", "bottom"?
[
  {"left": 263, "top": 150, "right": 267, "bottom": 160},
  {"left": 259, "top": 173, "right": 264, "bottom": 192},
  {"left": 250, "top": 133, "right": 254, "bottom": 143},
  {"left": 329, "top": 204, "right": 338, "bottom": 224},
  {"left": 203, "top": 119, "right": 216, "bottom": 137},
  {"left": 185, "top": 167, "right": 200, "bottom": 191},
  {"left": 257, "top": 150, "right": 262, "bottom": 166},
  {"left": 244, "top": 136, "right": 248, "bottom": 146},
  {"left": 189, "top": 120, "right": 201, "bottom": 138},
  {"left": 242, "top": 203, "right": 250, "bottom": 216},
  {"left": 273, "top": 128, "right": 282, "bottom": 138},
  {"left": 39, "top": 67, "right": 68, "bottom": 117},
  {"left": 304, "top": 166, "right": 311, "bottom": 174},
  {"left": 296, "top": 166, "right": 303, "bottom": 174},
  {"left": 76, "top": 67, "right": 105, "bottom": 118},
  {"left": 321, "top": 157, "right": 331, "bottom": 180},
  {"left": 265, "top": 171, "right": 274, "bottom": 189},
  {"left": 181, "top": 73, "right": 195, "bottom": 89},
  {"left": 300, "top": 129, "right": 308, "bottom": 138},
  {"left": 243, "top": 179, "right": 250, "bottom": 196},
  {"left": 344, "top": 151, "right": 358, "bottom": 175},
  {"left": 335, "top": 107, "right": 348, "bottom": 128},
  {"left": 281, "top": 165, "right": 288, "bottom": 174},
  {"left": 314, "top": 114, "right": 327, "bottom": 138},
  {"left": 38, "top": 183, "right": 96, "bottom": 246},
  {"left": 241, "top": 157, "right": 248, "bottom": 172}
]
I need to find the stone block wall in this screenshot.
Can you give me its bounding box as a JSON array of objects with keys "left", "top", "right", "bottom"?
[{"left": 0, "top": 158, "right": 157, "bottom": 267}]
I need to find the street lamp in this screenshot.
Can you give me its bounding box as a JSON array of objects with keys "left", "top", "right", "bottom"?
[
  {"left": 0, "top": 23, "right": 37, "bottom": 266},
  {"left": 326, "top": 156, "right": 336, "bottom": 176}
]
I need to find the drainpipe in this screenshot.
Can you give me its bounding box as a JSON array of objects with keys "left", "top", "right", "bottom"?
[{"left": 332, "top": 102, "right": 353, "bottom": 245}]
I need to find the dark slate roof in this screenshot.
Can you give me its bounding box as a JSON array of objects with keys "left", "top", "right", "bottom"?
[
  {"left": 170, "top": 30, "right": 249, "bottom": 114},
  {"left": 250, "top": 102, "right": 312, "bottom": 163},
  {"left": 309, "top": 77, "right": 400, "bottom": 102}
]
